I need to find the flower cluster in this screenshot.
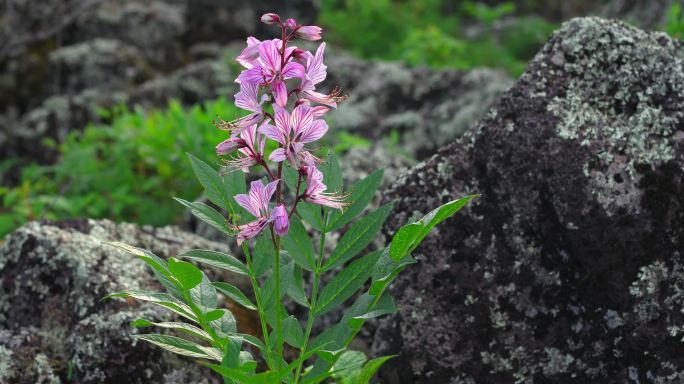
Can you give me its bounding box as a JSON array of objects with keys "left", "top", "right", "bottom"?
[{"left": 217, "top": 13, "right": 347, "bottom": 243}]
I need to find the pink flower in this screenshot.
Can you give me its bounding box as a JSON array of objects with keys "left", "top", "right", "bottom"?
[
  {"left": 220, "top": 124, "right": 265, "bottom": 172},
  {"left": 301, "top": 165, "right": 346, "bottom": 210},
  {"left": 261, "top": 13, "right": 280, "bottom": 25},
  {"left": 236, "top": 39, "right": 304, "bottom": 107},
  {"left": 298, "top": 43, "right": 346, "bottom": 108},
  {"left": 272, "top": 204, "right": 289, "bottom": 236},
  {"left": 234, "top": 180, "right": 279, "bottom": 244},
  {"left": 259, "top": 103, "right": 327, "bottom": 166},
  {"left": 216, "top": 82, "right": 268, "bottom": 134},
  {"left": 295, "top": 25, "right": 322, "bottom": 41}
]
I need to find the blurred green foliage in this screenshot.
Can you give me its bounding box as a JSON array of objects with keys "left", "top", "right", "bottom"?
[
  {"left": 319, "top": 0, "right": 557, "bottom": 75},
  {"left": 0, "top": 98, "right": 241, "bottom": 237},
  {"left": 665, "top": 3, "right": 684, "bottom": 39}
]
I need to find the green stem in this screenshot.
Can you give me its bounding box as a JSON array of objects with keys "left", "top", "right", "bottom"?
[
  {"left": 241, "top": 243, "right": 274, "bottom": 367},
  {"left": 272, "top": 229, "right": 284, "bottom": 370},
  {"left": 293, "top": 211, "right": 328, "bottom": 384},
  {"left": 182, "top": 290, "right": 223, "bottom": 349}
]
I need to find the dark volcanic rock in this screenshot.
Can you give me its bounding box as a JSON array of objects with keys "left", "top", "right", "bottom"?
[
  {"left": 0, "top": 219, "right": 238, "bottom": 383},
  {"left": 373, "top": 17, "right": 684, "bottom": 383}
]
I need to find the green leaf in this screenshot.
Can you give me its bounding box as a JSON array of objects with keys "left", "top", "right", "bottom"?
[
  {"left": 107, "top": 242, "right": 169, "bottom": 277},
  {"left": 370, "top": 250, "right": 417, "bottom": 295},
  {"left": 212, "top": 282, "right": 256, "bottom": 310},
  {"left": 201, "top": 362, "right": 279, "bottom": 384},
  {"left": 190, "top": 274, "right": 218, "bottom": 309},
  {"left": 281, "top": 216, "right": 315, "bottom": 271},
  {"left": 131, "top": 319, "right": 212, "bottom": 341},
  {"left": 168, "top": 257, "right": 203, "bottom": 290},
  {"left": 187, "top": 153, "right": 233, "bottom": 212},
  {"left": 332, "top": 350, "right": 366, "bottom": 379},
  {"left": 327, "top": 169, "right": 383, "bottom": 232},
  {"left": 287, "top": 265, "right": 310, "bottom": 307},
  {"left": 180, "top": 249, "right": 249, "bottom": 276},
  {"left": 205, "top": 309, "right": 225, "bottom": 322},
  {"left": 209, "top": 308, "right": 237, "bottom": 337},
  {"left": 283, "top": 315, "right": 305, "bottom": 348},
  {"left": 106, "top": 290, "right": 197, "bottom": 322},
  {"left": 320, "top": 150, "right": 342, "bottom": 192},
  {"left": 349, "top": 292, "right": 397, "bottom": 329},
  {"left": 174, "top": 197, "right": 232, "bottom": 235},
  {"left": 315, "top": 250, "right": 383, "bottom": 316},
  {"left": 396, "top": 195, "right": 477, "bottom": 260},
  {"left": 389, "top": 223, "right": 422, "bottom": 261},
  {"left": 252, "top": 236, "right": 275, "bottom": 277},
  {"left": 298, "top": 202, "right": 323, "bottom": 231},
  {"left": 282, "top": 165, "right": 300, "bottom": 192},
  {"left": 322, "top": 203, "right": 393, "bottom": 271},
  {"left": 134, "top": 334, "right": 219, "bottom": 361},
  {"left": 223, "top": 168, "right": 247, "bottom": 215},
  {"left": 345, "top": 355, "right": 395, "bottom": 384}
]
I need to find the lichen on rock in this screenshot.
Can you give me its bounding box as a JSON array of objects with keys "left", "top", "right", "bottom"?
[
  {"left": 373, "top": 17, "right": 684, "bottom": 383},
  {"left": 0, "top": 219, "right": 238, "bottom": 383}
]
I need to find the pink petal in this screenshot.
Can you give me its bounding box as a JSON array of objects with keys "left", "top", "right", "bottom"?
[
  {"left": 259, "top": 123, "right": 286, "bottom": 144},
  {"left": 290, "top": 104, "right": 314, "bottom": 134},
  {"left": 273, "top": 80, "right": 288, "bottom": 107},
  {"left": 235, "top": 83, "right": 261, "bottom": 112},
  {"left": 306, "top": 43, "right": 327, "bottom": 85},
  {"left": 235, "top": 194, "right": 260, "bottom": 217},
  {"left": 298, "top": 119, "right": 327, "bottom": 143},
  {"left": 269, "top": 148, "right": 287, "bottom": 162},
  {"left": 265, "top": 180, "right": 279, "bottom": 201},
  {"left": 237, "top": 67, "right": 264, "bottom": 85},
  {"left": 273, "top": 104, "right": 291, "bottom": 134},
  {"left": 311, "top": 106, "right": 330, "bottom": 118},
  {"left": 282, "top": 62, "right": 305, "bottom": 80},
  {"left": 258, "top": 40, "right": 281, "bottom": 72}
]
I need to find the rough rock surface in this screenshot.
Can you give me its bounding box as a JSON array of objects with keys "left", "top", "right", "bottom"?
[
  {"left": 326, "top": 54, "right": 512, "bottom": 159},
  {"left": 0, "top": 0, "right": 317, "bottom": 165},
  {"left": 0, "top": 219, "right": 241, "bottom": 383},
  {"left": 373, "top": 17, "right": 684, "bottom": 383}
]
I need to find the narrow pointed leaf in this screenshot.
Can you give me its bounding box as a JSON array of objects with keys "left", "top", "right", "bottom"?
[
  {"left": 323, "top": 203, "right": 393, "bottom": 271},
  {"left": 316, "top": 250, "right": 383, "bottom": 316},
  {"left": 281, "top": 216, "right": 315, "bottom": 271},
  {"left": 181, "top": 249, "right": 249, "bottom": 276},
  {"left": 134, "top": 334, "right": 217, "bottom": 360},
  {"left": 187, "top": 153, "right": 233, "bottom": 212},
  {"left": 168, "top": 257, "right": 203, "bottom": 290},
  {"left": 106, "top": 290, "right": 197, "bottom": 322},
  {"left": 174, "top": 197, "right": 232, "bottom": 235},
  {"left": 209, "top": 308, "right": 237, "bottom": 336},
  {"left": 190, "top": 274, "right": 218, "bottom": 309},
  {"left": 327, "top": 169, "right": 383, "bottom": 232},
  {"left": 131, "top": 319, "right": 212, "bottom": 341},
  {"left": 252, "top": 236, "right": 275, "bottom": 277},
  {"left": 283, "top": 315, "right": 305, "bottom": 348},
  {"left": 213, "top": 282, "right": 256, "bottom": 310}
]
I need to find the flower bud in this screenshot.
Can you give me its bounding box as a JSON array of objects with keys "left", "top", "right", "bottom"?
[
  {"left": 295, "top": 26, "right": 322, "bottom": 41},
  {"left": 272, "top": 204, "right": 289, "bottom": 236},
  {"left": 284, "top": 18, "right": 297, "bottom": 29},
  {"left": 216, "top": 137, "right": 246, "bottom": 155},
  {"left": 260, "top": 13, "right": 280, "bottom": 25}
]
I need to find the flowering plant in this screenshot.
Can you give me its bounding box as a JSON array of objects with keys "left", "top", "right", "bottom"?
[{"left": 107, "top": 13, "right": 474, "bottom": 383}]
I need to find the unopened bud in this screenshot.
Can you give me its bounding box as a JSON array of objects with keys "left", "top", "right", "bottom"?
[{"left": 260, "top": 13, "right": 280, "bottom": 25}]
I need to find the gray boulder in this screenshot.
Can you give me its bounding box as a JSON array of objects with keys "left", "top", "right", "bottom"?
[
  {"left": 373, "top": 17, "right": 684, "bottom": 383},
  {"left": 0, "top": 219, "right": 242, "bottom": 383},
  {"left": 327, "top": 53, "right": 513, "bottom": 159}
]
